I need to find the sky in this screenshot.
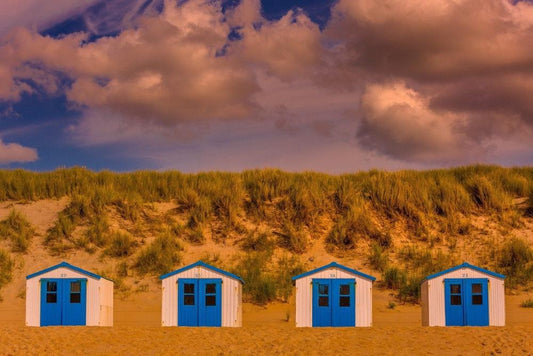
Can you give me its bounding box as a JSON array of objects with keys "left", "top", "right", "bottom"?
[{"left": 0, "top": 0, "right": 532, "bottom": 173}]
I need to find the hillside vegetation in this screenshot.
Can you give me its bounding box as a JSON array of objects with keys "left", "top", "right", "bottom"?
[{"left": 0, "top": 165, "right": 532, "bottom": 304}]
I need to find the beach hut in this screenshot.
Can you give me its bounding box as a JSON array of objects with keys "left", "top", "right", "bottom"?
[
  {"left": 26, "top": 261, "right": 114, "bottom": 327},
  {"left": 421, "top": 262, "right": 505, "bottom": 326},
  {"left": 160, "top": 261, "right": 243, "bottom": 327},
  {"left": 292, "top": 262, "right": 376, "bottom": 327}
]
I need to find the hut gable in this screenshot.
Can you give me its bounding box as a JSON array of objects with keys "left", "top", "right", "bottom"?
[
  {"left": 424, "top": 262, "right": 505, "bottom": 281},
  {"left": 26, "top": 261, "right": 105, "bottom": 281},
  {"left": 160, "top": 261, "right": 243, "bottom": 283}
]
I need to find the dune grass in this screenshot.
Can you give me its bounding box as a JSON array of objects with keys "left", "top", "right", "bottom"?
[
  {"left": 135, "top": 232, "right": 184, "bottom": 275},
  {"left": 0, "top": 249, "right": 13, "bottom": 297},
  {"left": 0, "top": 165, "right": 532, "bottom": 298},
  {"left": 0, "top": 210, "right": 34, "bottom": 253}
]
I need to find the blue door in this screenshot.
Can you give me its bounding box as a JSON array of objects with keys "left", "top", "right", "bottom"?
[
  {"left": 464, "top": 279, "right": 489, "bottom": 326},
  {"left": 178, "top": 278, "right": 222, "bottom": 327},
  {"left": 312, "top": 279, "right": 355, "bottom": 327},
  {"left": 40, "top": 279, "right": 87, "bottom": 326},
  {"left": 445, "top": 278, "right": 489, "bottom": 326},
  {"left": 41, "top": 279, "right": 62, "bottom": 326},
  {"left": 62, "top": 280, "right": 87, "bottom": 325}
]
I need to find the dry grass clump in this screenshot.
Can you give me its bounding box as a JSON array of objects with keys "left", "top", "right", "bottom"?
[
  {"left": 0, "top": 210, "right": 34, "bottom": 253},
  {"left": 276, "top": 223, "right": 308, "bottom": 254},
  {"left": 84, "top": 215, "right": 110, "bottom": 248},
  {"left": 380, "top": 246, "right": 457, "bottom": 303},
  {"left": 521, "top": 298, "right": 533, "bottom": 308},
  {"left": 327, "top": 203, "right": 380, "bottom": 250},
  {"left": 496, "top": 238, "right": 533, "bottom": 288},
  {"left": 241, "top": 229, "right": 275, "bottom": 253},
  {"left": 0, "top": 249, "right": 14, "bottom": 298},
  {"left": 232, "top": 251, "right": 305, "bottom": 304},
  {"left": 105, "top": 231, "right": 138, "bottom": 258},
  {"left": 135, "top": 232, "right": 184, "bottom": 275}
]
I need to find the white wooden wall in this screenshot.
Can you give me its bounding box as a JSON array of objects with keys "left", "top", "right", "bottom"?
[
  {"left": 99, "top": 278, "right": 114, "bottom": 326},
  {"left": 26, "top": 267, "right": 113, "bottom": 326},
  {"left": 295, "top": 267, "right": 373, "bottom": 327},
  {"left": 423, "top": 267, "right": 505, "bottom": 326},
  {"left": 161, "top": 266, "right": 242, "bottom": 327}
]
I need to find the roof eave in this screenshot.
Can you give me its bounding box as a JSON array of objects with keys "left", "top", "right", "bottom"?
[
  {"left": 159, "top": 261, "right": 244, "bottom": 284},
  {"left": 292, "top": 262, "right": 376, "bottom": 282}
]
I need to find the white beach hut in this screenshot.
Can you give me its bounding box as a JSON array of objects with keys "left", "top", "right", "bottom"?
[
  {"left": 292, "top": 262, "right": 376, "bottom": 327},
  {"left": 160, "top": 261, "right": 243, "bottom": 327},
  {"left": 26, "top": 261, "right": 114, "bottom": 326},
  {"left": 421, "top": 262, "right": 505, "bottom": 326}
]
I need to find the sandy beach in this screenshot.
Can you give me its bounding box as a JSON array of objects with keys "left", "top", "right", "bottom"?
[{"left": 0, "top": 289, "right": 532, "bottom": 355}]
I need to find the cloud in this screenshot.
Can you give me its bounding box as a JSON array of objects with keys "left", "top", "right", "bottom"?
[
  {"left": 0, "top": 0, "right": 100, "bottom": 36},
  {"left": 230, "top": 0, "right": 323, "bottom": 80},
  {"left": 327, "top": 0, "right": 533, "bottom": 161},
  {"left": 0, "top": 139, "right": 38, "bottom": 164},
  {"left": 0, "top": 0, "right": 261, "bottom": 124},
  {"left": 328, "top": 0, "right": 533, "bottom": 81},
  {"left": 358, "top": 82, "right": 473, "bottom": 162},
  {"left": 0, "top": 0, "right": 532, "bottom": 169},
  {"left": 0, "top": 0, "right": 328, "bottom": 124}
]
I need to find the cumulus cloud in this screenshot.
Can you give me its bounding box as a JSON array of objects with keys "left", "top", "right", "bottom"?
[
  {"left": 0, "top": 139, "right": 38, "bottom": 164},
  {"left": 327, "top": 0, "right": 533, "bottom": 162},
  {"left": 230, "top": 0, "right": 323, "bottom": 80},
  {"left": 0, "top": 0, "right": 327, "bottom": 127},
  {"left": 358, "top": 82, "right": 473, "bottom": 162},
  {"left": 329, "top": 0, "right": 533, "bottom": 81},
  {"left": 1, "top": 1, "right": 262, "bottom": 124}
]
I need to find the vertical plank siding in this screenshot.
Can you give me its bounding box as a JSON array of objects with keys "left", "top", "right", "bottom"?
[{"left": 99, "top": 278, "right": 114, "bottom": 326}]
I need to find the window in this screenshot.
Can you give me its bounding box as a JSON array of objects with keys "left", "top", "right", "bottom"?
[
  {"left": 184, "top": 295, "right": 195, "bottom": 305},
  {"left": 70, "top": 281, "right": 81, "bottom": 304},
  {"left": 450, "top": 284, "right": 462, "bottom": 305},
  {"left": 450, "top": 284, "right": 461, "bottom": 294},
  {"left": 472, "top": 295, "right": 483, "bottom": 305},
  {"left": 205, "top": 283, "right": 217, "bottom": 306},
  {"left": 339, "top": 284, "right": 350, "bottom": 295},
  {"left": 205, "top": 283, "right": 216, "bottom": 294},
  {"left": 471, "top": 283, "right": 483, "bottom": 305},
  {"left": 318, "top": 296, "right": 329, "bottom": 307},
  {"left": 317, "top": 283, "right": 329, "bottom": 307},
  {"left": 183, "top": 283, "right": 195, "bottom": 306},
  {"left": 472, "top": 283, "right": 482, "bottom": 294},
  {"left": 451, "top": 295, "right": 462, "bottom": 305},
  {"left": 340, "top": 296, "right": 350, "bottom": 307},
  {"left": 47, "top": 282, "right": 57, "bottom": 292},
  {"left": 184, "top": 283, "right": 195, "bottom": 294},
  {"left": 46, "top": 281, "right": 57, "bottom": 304},
  {"left": 205, "top": 296, "right": 216, "bottom": 306}
]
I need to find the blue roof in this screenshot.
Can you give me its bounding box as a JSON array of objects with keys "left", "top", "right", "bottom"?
[
  {"left": 292, "top": 262, "right": 376, "bottom": 281},
  {"left": 424, "top": 262, "right": 505, "bottom": 281},
  {"left": 26, "top": 261, "right": 107, "bottom": 280},
  {"left": 159, "top": 261, "right": 244, "bottom": 283}
]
